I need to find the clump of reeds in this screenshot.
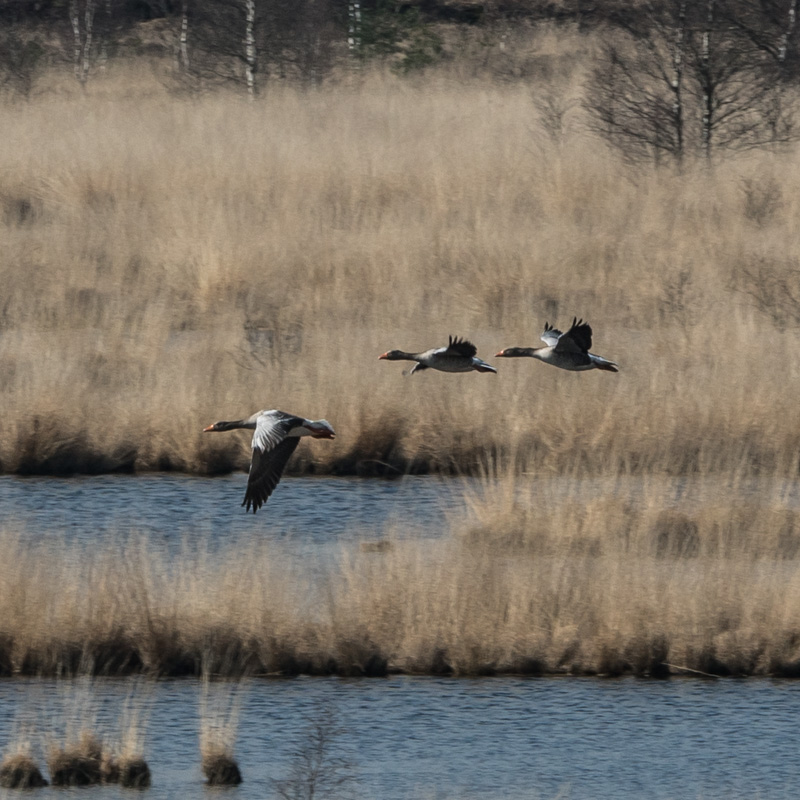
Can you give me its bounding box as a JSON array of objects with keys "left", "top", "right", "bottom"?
[
  {"left": 0, "top": 751, "right": 47, "bottom": 789},
  {"left": 201, "top": 747, "right": 242, "bottom": 786},
  {"left": 102, "top": 689, "right": 153, "bottom": 788},
  {"left": 198, "top": 676, "right": 244, "bottom": 785},
  {"left": 47, "top": 731, "right": 103, "bottom": 787},
  {"left": 102, "top": 753, "right": 151, "bottom": 789}
]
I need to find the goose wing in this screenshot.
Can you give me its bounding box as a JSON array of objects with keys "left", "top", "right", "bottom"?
[
  {"left": 540, "top": 322, "right": 563, "bottom": 347},
  {"left": 244, "top": 411, "right": 303, "bottom": 513},
  {"left": 444, "top": 335, "right": 477, "bottom": 359},
  {"left": 554, "top": 318, "right": 593, "bottom": 355}
]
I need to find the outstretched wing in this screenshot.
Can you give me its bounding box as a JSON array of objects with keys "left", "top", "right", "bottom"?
[
  {"left": 554, "top": 317, "right": 593, "bottom": 355},
  {"left": 444, "top": 335, "right": 477, "bottom": 359},
  {"left": 540, "top": 322, "right": 563, "bottom": 347},
  {"left": 243, "top": 437, "right": 301, "bottom": 513},
  {"left": 243, "top": 411, "right": 304, "bottom": 513}
]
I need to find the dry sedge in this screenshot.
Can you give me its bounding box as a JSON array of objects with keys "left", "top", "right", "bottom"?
[
  {"left": 0, "top": 475, "right": 799, "bottom": 679},
  {"left": 0, "top": 752, "right": 48, "bottom": 789},
  {"left": 199, "top": 677, "right": 244, "bottom": 785},
  {"left": 102, "top": 687, "right": 153, "bottom": 788},
  {"left": 0, "top": 35, "right": 799, "bottom": 482},
  {"left": 2, "top": 35, "right": 800, "bottom": 680},
  {"left": 48, "top": 731, "right": 103, "bottom": 787}
]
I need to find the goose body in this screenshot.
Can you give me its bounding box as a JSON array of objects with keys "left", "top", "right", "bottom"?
[
  {"left": 496, "top": 318, "right": 618, "bottom": 373},
  {"left": 203, "top": 409, "right": 335, "bottom": 513},
  {"left": 379, "top": 336, "right": 497, "bottom": 374}
]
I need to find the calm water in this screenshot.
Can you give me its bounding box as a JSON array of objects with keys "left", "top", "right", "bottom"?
[
  {"left": 1, "top": 676, "right": 800, "bottom": 800},
  {"left": 1, "top": 473, "right": 800, "bottom": 799}
]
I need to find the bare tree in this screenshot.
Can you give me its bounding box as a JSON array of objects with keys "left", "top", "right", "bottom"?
[
  {"left": 273, "top": 706, "right": 357, "bottom": 800},
  {"left": 587, "top": 2, "right": 690, "bottom": 163},
  {"left": 587, "top": 1, "right": 795, "bottom": 162}
]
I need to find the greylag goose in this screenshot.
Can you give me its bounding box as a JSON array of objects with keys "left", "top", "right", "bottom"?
[
  {"left": 379, "top": 336, "right": 497, "bottom": 374},
  {"left": 496, "top": 318, "right": 618, "bottom": 372},
  {"left": 203, "top": 410, "right": 335, "bottom": 513}
]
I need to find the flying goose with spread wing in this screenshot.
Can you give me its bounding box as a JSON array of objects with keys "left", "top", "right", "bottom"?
[
  {"left": 379, "top": 335, "right": 497, "bottom": 374},
  {"left": 203, "top": 409, "right": 335, "bottom": 513},
  {"left": 496, "top": 318, "right": 618, "bottom": 372}
]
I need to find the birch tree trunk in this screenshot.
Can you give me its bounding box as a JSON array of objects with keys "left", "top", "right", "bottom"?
[
  {"left": 347, "top": 2, "right": 361, "bottom": 58},
  {"left": 670, "top": 2, "right": 687, "bottom": 162},
  {"left": 70, "top": 0, "right": 83, "bottom": 83},
  {"left": 244, "top": 0, "right": 256, "bottom": 97},
  {"left": 779, "top": 0, "right": 797, "bottom": 62},
  {"left": 179, "top": 0, "right": 190, "bottom": 71},
  {"left": 701, "top": 0, "right": 715, "bottom": 159},
  {"left": 81, "top": 0, "right": 96, "bottom": 85}
]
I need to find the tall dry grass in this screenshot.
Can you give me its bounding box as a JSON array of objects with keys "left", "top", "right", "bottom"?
[
  {"left": 1, "top": 33, "right": 799, "bottom": 478},
  {"left": 2, "top": 463, "right": 800, "bottom": 679}
]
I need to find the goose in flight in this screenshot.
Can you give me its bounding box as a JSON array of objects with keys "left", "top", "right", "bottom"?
[
  {"left": 203, "top": 410, "right": 335, "bottom": 513},
  {"left": 495, "top": 318, "right": 618, "bottom": 372},
  {"left": 379, "top": 336, "right": 497, "bottom": 374}
]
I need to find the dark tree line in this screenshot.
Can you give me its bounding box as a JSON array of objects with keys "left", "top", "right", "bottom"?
[
  {"left": 1, "top": 0, "right": 800, "bottom": 162},
  {"left": 0, "top": 0, "right": 450, "bottom": 96}
]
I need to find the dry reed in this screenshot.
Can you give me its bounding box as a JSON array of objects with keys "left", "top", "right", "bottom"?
[
  {"left": 47, "top": 731, "right": 103, "bottom": 787},
  {"left": 0, "top": 463, "right": 799, "bottom": 679},
  {"left": 0, "top": 35, "right": 798, "bottom": 481},
  {"left": 0, "top": 752, "right": 47, "bottom": 789},
  {"left": 199, "top": 677, "right": 243, "bottom": 785}
]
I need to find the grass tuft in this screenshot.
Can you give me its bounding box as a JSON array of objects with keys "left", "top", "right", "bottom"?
[{"left": 0, "top": 752, "right": 48, "bottom": 789}]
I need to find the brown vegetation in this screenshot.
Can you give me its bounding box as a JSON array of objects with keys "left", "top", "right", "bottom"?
[
  {"left": 0, "top": 752, "right": 48, "bottom": 789},
  {"left": 1, "top": 35, "right": 800, "bottom": 681},
  {"left": 199, "top": 679, "right": 243, "bottom": 785},
  {"left": 0, "top": 31, "right": 799, "bottom": 481},
  {"left": 0, "top": 464, "right": 799, "bottom": 679},
  {"left": 48, "top": 731, "right": 103, "bottom": 786}
]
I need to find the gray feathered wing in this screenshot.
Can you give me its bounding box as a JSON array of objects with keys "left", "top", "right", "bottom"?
[
  {"left": 243, "top": 437, "right": 301, "bottom": 513},
  {"left": 444, "top": 336, "right": 478, "bottom": 358},
  {"left": 242, "top": 411, "right": 304, "bottom": 513},
  {"left": 554, "top": 318, "right": 593, "bottom": 355}
]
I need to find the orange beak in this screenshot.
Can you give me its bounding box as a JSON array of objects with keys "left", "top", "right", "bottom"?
[
  {"left": 203, "top": 424, "right": 214, "bottom": 432},
  {"left": 378, "top": 353, "right": 389, "bottom": 360},
  {"left": 495, "top": 351, "right": 505, "bottom": 357}
]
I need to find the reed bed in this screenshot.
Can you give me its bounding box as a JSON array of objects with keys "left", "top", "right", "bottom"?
[
  {"left": 1, "top": 41, "right": 799, "bottom": 479},
  {"left": 2, "top": 465, "right": 800, "bottom": 679}
]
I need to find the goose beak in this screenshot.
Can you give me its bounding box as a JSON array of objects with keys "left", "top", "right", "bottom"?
[
  {"left": 378, "top": 353, "right": 389, "bottom": 360},
  {"left": 495, "top": 350, "right": 505, "bottom": 357},
  {"left": 203, "top": 424, "right": 215, "bottom": 432}
]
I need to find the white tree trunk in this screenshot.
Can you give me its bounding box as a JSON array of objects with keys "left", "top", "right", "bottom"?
[
  {"left": 701, "top": 0, "right": 715, "bottom": 159},
  {"left": 82, "top": 0, "right": 96, "bottom": 85},
  {"left": 779, "top": 0, "right": 797, "bottom": 62},
  {"left": 244, "top": 0, "right": 256, "bottom": 97},
  {"left": 179, "top": 0, "right": 190, "bottom": 71},
  {"left": 348, "top": 2, "right": 361, "bottom": 57},
  {"left": 70, "top": 0, "right": 83, "bottom": 83}
]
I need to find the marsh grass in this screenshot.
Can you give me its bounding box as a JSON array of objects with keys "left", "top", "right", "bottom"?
[
  {"left": 102, "top": 685, "right": 153, "bottom": 788},
  {"left": 47, "top": 730, "right": 104, "bottom": 787},
  {"left": 1, "top": 39, "right": 800, "bottom": 480},
  {"left": 199, "top": 676, "right": 244, "bottom": 785},
  {"left": 0, "top": 752, "right": 48, "bottom": 789},
  {"left": 0, "top": 730, "right": 48, "bottom": 790},
  {"left": 2, "top": 464, "right": 800, "bottom": 679}
]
